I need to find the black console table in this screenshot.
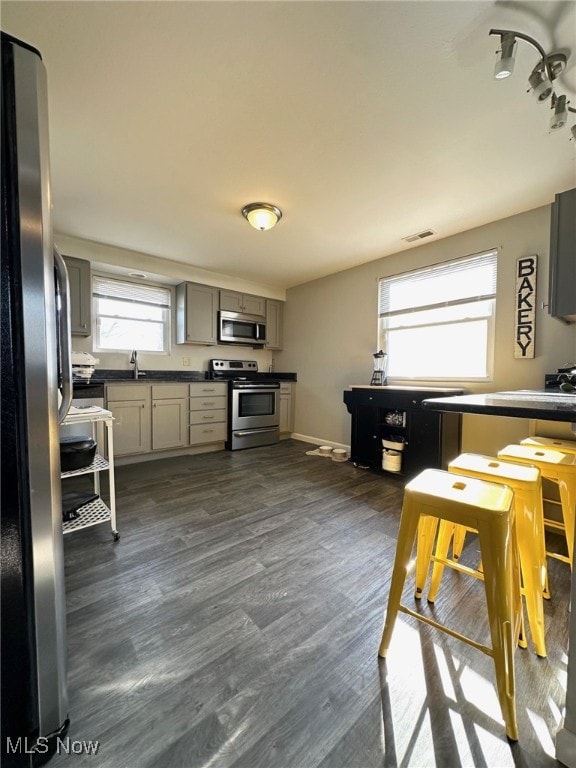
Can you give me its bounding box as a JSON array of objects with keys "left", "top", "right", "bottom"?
[{"left": 343, "top": 385, "right": 463, "bottom": 479}]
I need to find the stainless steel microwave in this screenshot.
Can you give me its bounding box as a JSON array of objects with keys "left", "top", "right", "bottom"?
[{"left": 218, "top": 311, "right": 266, "bottom": 345}]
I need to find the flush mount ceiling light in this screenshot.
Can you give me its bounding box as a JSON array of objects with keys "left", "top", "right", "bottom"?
[
  {"left": 489, "top": 28, "right": 576, "bottom": 141},
  {"left": 241, "top": 203, "right": 282, "bottom": 231}
]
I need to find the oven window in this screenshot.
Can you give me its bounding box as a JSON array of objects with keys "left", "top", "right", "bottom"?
[
  {"left": 238, "top": 391, "right": 276, "bottom": 417},
  {"left": 222, "top": 319, "right": 255, "bottom": 340}
]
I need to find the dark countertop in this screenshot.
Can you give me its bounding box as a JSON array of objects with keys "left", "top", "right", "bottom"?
[
  {"left": 422, "top": 390, "right": 576, "bottom": 423},
  {"left": 348, "top": 385, "right": 464, "bottom": 393},
  {"left": 83, "top": 369, "right": 297, "bottom": 384}
]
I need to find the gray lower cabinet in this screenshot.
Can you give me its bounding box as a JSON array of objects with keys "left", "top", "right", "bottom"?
[
  {"left": 189, "top": 382, "right": 227, "bottom": 445},
  {"left": 63, "top": 255, "right": 91, "bottom": 335},
  {"left": 106, "top": 385, "right": 152, "bottom": 456},
  {"left": 106, "top": 381, "right": 229, "bottom": 456},
  {"left": 265, "top": 299, "right": 283, "bottom": 350},
  {"left": 279, "top": 382, "right": 294, "bottom": 434},
  {"left": 107, "top": 382, "right": 189, "bottom": 455},
  {"left": 176, "top": 282, "right": 219, "bottom": 344},
  {"left": 152, "top": 384, "right": 189, "bottom": 450}
]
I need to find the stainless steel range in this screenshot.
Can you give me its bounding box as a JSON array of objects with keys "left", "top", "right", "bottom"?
[{"left": 209, "top": 359, "right": 280, "bottom": 450}]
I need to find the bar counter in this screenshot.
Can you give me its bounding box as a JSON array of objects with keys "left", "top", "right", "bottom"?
[
  {"left": 422, "top": 389, "right": 576, "bottom": 424},
  {"left": 422, "top": 387, "right": 576, "bottom": 767}
]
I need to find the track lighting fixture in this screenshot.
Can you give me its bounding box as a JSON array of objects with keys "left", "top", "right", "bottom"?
[
  {"left": 528, "top": 66, "right": 553, "bottom": 103},
  {"left": 551, "top": 95, "right": 568, "bottom": 131},
  {"left": 494, "top": 32, "right": 516, "bottom": 79},
  {"left": 489, "top": 28, "right": 576, "bottom": 141}
]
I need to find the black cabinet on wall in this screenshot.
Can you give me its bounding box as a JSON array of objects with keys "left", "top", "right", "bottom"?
[
  {"left": 343, "top": 387, "right": 462, "bottom": 479},
  {"left": 549, "top": 187, "right": 576, "bottom": 323}
]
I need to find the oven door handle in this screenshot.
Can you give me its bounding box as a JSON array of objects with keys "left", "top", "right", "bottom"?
[
  {"left": 233, "top": 427, "right": 279, "bottom": 437},
  {"left": 233, "top": 384, "right": 280, "bottom": 391}
]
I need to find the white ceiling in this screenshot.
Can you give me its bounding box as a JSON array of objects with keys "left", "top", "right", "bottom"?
[{"left": 3, "top": 1, "right": 576, "bottom": 289}]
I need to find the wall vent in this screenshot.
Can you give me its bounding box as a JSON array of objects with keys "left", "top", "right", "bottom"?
[{"left": 402, "top": 229, "right": 436, "bottom": 243}]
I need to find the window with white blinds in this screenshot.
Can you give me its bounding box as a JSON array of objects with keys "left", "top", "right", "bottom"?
[
  {"left": 93, "top": 275, "right": 171, "bottom": 353},
  {"left": 378, "top": 250, "right": 498, "bottom": 380}
]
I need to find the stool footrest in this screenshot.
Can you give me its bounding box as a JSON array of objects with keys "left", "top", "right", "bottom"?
[
  {"left": 398, "top": 603, "right": 493, "bottom": 657},
  {"left": 544, "top": 518, "right": 565, "bottom": 532},
  {"left": 548, "top": 551, "right": 571, "bottom": 564},
  {"left": 430, "top": 556, "right": 485, "bottom": 584}
]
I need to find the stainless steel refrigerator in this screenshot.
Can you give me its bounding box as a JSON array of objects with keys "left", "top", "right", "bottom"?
[{"left": 1, "top": 31, "right": 73, "bottom": 766}]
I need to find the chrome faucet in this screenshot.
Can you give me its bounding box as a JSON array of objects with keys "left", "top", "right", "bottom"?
[{"left": 130, "top": 350, "right": 139, "bottom": 379}]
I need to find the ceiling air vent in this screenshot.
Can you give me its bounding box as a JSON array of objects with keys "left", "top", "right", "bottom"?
[{"left": 402, "top": 229, "right": 436, "bottom": 243}]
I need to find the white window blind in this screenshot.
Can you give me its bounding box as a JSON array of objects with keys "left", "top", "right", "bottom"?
[
  {"left": 93, "top": 277, "right": 171, "bottom": 308},
  {"left": 93, "top": 276, "right": 171, "bottom": 353},
  {"left": 378, "top": 250, "right": 498, "bottom": 381}
]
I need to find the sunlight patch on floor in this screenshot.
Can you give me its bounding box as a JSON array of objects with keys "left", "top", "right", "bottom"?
[
  {"left": 433, "top": 643, "right": 457, "bottom": 702},
  {"left": 526, "top": 708, "right": 556, "bottom": 758},
  {"left": 555, "top": 665, "right": 568, "bottom": 690},
  {"left": 460, "top": 665, "right": 500, "bottom": 721},
  {"left": 473, "top": 723, "right": 514, "bottom": 768},
  {"left": 547, "top": 694, "right": 563, "bottom": 726}
]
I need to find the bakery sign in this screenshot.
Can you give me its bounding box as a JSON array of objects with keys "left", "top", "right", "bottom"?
[{"left": 514, "top": 255, "right": 537, "bottom": 359}]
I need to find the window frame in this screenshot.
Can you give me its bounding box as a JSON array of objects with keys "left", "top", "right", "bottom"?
[
  {"left": 92, "top": 273, "right": 172, "bottom": 355},
  {"left": 377, "top": 250, "right": 498, "bottom": 383}
]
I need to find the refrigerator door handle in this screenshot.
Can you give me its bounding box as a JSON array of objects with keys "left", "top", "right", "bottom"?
[{"left": 54, "top": 246, "right": 72, "bottom": 423}]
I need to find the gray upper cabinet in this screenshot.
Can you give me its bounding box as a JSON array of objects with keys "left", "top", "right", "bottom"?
[
  {"left": 265, "top": 299, "right": 283, "bottom": 350},
  {"left": 64, "top": 255, "right": 91, "bottom": 335},
  {"left": 220, "top": 290, "right": 266, "bottom": 317},
  {"left": 176, "top": 282, "right": 218, "bottom": 344},
  {"left": 548, "top": 187, "right": 576, "bottom": 323}
]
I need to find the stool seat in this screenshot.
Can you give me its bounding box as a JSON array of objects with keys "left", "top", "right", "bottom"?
[
  {"left": 521, "top": 436, "right": 576, "bottom": 455},
  {"left": 498, "top": 444, "right": 576, "bottom": 568},
  {"left": 427, "top": 453, "right": 547, "bottom": 657},
  {"left": 379, "top": 468, "right": 521, "bottom": 740}
]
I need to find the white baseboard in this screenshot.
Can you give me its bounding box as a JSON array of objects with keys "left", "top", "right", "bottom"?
[{"left": 290, "top": 433, "right": 351, "bottom": 452}]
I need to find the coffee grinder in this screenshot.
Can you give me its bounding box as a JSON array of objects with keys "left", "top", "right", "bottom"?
[{"left": 371, "top": 350, "right": 388, "bottom": 385}]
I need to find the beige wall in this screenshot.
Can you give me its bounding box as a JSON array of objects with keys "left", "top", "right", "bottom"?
[
  {"left": 57, "top": 233, "right": 281, "bottom": 373},
  {"left": 277, "top": 205, "right": 576, "bottom": 454}
]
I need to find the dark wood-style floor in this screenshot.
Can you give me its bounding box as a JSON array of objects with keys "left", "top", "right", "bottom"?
[{"left": 54, "top": 439, "right": 571, "bottom": 768}]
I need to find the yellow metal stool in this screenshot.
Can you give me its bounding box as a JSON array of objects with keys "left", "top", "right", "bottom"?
[
  {"left": 378, "top": 468, "right": 521, "bottom": 741},
  {"left": 521, "top": 436, "right": 576, "bottom": 456},
  {"left": 427, "top": 454, "right": 547, "bottom": 657},
  {"left": 497, "top": 444, "right": 576, "bottom": 568},
  {"left": 521, "top": 438, "right": 576, "bottom": 564}
]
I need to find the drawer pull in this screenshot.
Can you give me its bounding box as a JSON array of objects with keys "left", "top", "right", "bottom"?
[
  {"left": 203, "top": 415, "right": 215, "bottom": 420},
  {"left": 202, "top": 401, "right": 216, "bottom": 406}
]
